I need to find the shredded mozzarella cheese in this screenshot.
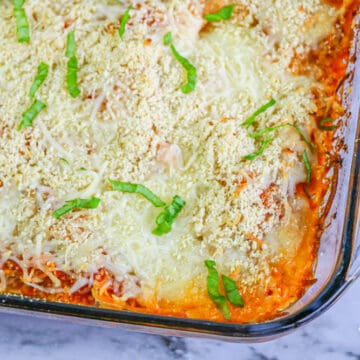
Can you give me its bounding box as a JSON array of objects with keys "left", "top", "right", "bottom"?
[{"left": 0, "top": 0, "right": 339, "bottom": 303}]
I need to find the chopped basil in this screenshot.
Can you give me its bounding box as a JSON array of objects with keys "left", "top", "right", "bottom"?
[
  {"left": 302, "top": 150, "right": 312, "bottom": 184},
  {"left": 319, "top": 118, "right": 337, "bottom": 131},
  {"left": 302, "top": 150, "right": 312, "bottom": 198},
  {"left": 66, "top": 31, "right": 76, "bottom": 58},
  {"left": 163, "top": 32, "right": 197, "bottom": 93},
  {"left": 59, "top": 157, "right": 69, "bottom": 164},
  {"left": 292, "top": 124, "right": 315, "bottom": 149},
  {"left": 13, "top": 0, "right": 25, "bottom": 9},
  {"left": 170, "top": 44, "right": 197, "bottom": 94},
  {"left": 17, "top": 99, "right": 46, "bottom": 130},
  {"left": 243, "top": 136, "right": 273, "bottom": 161},
  {"left": 204, "top": 4, "right": 235, "bottom": 22},
  {"left": 152, "top": 195, "right": 185, "bottom": 236},
  {"left": 249, "top": 123, "right": 315, "bottom": 149},
  {"left": 29, "top": 62, "right": 49, "bottom": 99},
  {"left": 242, "top": 98, "right": 276, "bottom": 128},
  {"left": 53, "top": 197, "right": 100, "bottom": 219},
  {"left": 66, "top": 56, "right": 81, "bottom": 98},
  {"left": 109, "top": 179, "right": 166, "bottom": 207},
  {"left": 163, "top": 31, "right": 172, "bottom": 46},
  {"left": 119, "top": 5, "right": 132, "bottom": 39},
  {"left": 204, "top": 260, "right": 231, "bottom": 320},
  {"left": 13, "top": 0, "right": 30, "bottom": 43},
  {"left": 66, "top": 31, "right": 81, "bottom": 98},
  {"left": 222, "top": 275, "right": 244, "bottom": 307},
  {"left": 249, "top": 124, "right": 287, "bottom": 139}
]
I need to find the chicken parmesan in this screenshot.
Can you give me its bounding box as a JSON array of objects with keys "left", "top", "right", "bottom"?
[{"left": 0, "top": 0, "right": 358, "bottom": 322}]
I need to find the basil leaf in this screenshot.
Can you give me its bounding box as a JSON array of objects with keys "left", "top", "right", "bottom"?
[
  {"left": 204, "top": 260, "right": 231, "bottom": 320},
  {"left": 66, "top": 31, "right": 76, "bottom": 58},
  {"left": 249, "top": 123, "right": 315, "bottom": 149},
  {"left": 67, "top": 56, "right": 81, "bottom": 98},
  {"left": 59, "top": 157, "right": 69, "bottom": 164},
  {"left": 13, "top": 0, "right": 25, "bottom": 7},
  {"left": 65, "top": 31, "right": 81, "bottom": 98},
  {"left": 170, "top": 44, "right": 197, "bottom": 94},
  {"left": 242, "top": 98, "right": 276, "bottom": 128},
  {"left": 204, "top": 4, "right": 235, "bottom": 22},
  {"left": 29, "top": 62, "right": 49, "bottom": 99},
  {"left": 249, "top": 124, "right": 287, "bottom": 139},
  {"left": 291, "top": 124, "right": 315, "bottom": 149},
  {"left": 109, "top": 180, "right": 166, "bottom": 207},
  {"left": 319, "top": 118, "right": 337, "bottom": 131},
  {"left": 152, "top": 195, "right": 185, "bottom": 236},
  {"left": 163, "top": 31, "right": 172, "bottom": 46},
  {"left": 18, "top": 99, "right": 46, "bottom": 130},
  {"left": 302, "top": 150, "right": 312, "bottom": 184},
  {"left": 13, "top": 0, "right": 30, "bottom": 43},
  {"left": 243, "top": 136, "right": 273, "bottom": 161},
  {"left": 119, "top": 5, "right": 132, "bottom": 39},
  {"left": 222, "top": 275, "right": 244, "bottom": 307},
  {"left": 302, "top": 150, "right": 312, "bottom": 198},
  {"left": 53, "top": 197, "right": 101, "bottom": 219}
]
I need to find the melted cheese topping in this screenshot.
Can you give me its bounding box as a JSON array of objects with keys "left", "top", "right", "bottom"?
[{"left": 0, "top": 0, "right": 354, "bottom": 321}]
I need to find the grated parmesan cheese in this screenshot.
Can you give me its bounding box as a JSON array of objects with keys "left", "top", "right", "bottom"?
[{"left": 0, "top": 0, "right": 340, "bottom": 304}]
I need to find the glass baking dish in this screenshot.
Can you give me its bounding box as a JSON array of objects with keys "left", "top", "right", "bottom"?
[{"left": 0, "top": 12, "right": 359, "bottom": 344}]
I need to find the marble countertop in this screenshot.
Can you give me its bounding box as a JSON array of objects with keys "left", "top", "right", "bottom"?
[{"left": 0, "top": 280, "right": 359, "bottom": 360}]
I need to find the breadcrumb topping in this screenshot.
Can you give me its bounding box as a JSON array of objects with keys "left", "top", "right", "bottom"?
[{"left": 0, "top": 0, "right": 339, "bottom": 302}]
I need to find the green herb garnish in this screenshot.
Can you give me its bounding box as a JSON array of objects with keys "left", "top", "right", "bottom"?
[
  {"left": 204, "top": 260, "right": 231, "bottom": 320},
  {"left": 163, "top": 31, "right": 172, "bottom": 46},
  {"left": 292, "top": 124, "right": 315, "bottom": 149},
  {"left": 204, "top": 4, "right": 235, "bottom": 22},
  {"left": 249, "top": 124, "right": 287, "bottom": 139},
  {"left": 163, "top": 32, "right": 197, "bottom": 93},
  {"left": 59, "top": 157, "right": 69, "bottom": 164},
  {"left": 152, "top": 195, "right": 185, "bottom": 236},
  {"left": 66, "top": 31, "right": 76, "bottom": 58},
  {"left": 13, "top": 0, "right": 30, "bottom": 43},
  {"left": 170, "top": 44, "right": 197, "bottom": 94},
  {"left": 302, "top": 150, "right": 312, "bottom": 198},
  {"left": 249, "top": 123, "right": 315, "bottom": 149},
  {"left": 222, "top": 274, "right": 244, "bottom": 307},
  {"left": 66, "top": 56, "right": 81, "bottom": 98},
  {"left": 243, "top": 136, "right": 273, "bottom": 161},
  {"left": 119, "top": 5, "right": 132, "bottom": 39},
  {"left": 53, "top": 197, "right": 100, "bottom": 219},
  {"left": 302, "top": 150, "right": 312, "bottom": 184},
  {"left": 109, "top": 180, "right": 166, "bottom": 208},
  {"left": 29, "top": 62, "right": 49, "bottom": 99},
  {"left": 242, "top": 98, "right": 276, "bottom": 128},
  {"left": 319, "top": 118, "right": 337, "bottom": 131},
  {"left": 66, "top": 31, "right": 81, "bottom": 98},
  {"left": 18, "top": 99, "right": 46, "bottom": 130},
  {"left": 13, "top": 1, "right": 25, "bottom": 10}
]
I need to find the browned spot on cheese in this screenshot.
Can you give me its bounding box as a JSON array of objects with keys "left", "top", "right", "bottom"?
[{"left": 201, "top": 0, "right": 232, "bottom": 15}]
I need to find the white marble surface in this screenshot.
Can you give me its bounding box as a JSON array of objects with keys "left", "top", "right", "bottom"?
[{"left": 0, "top": 280, "right": 359, "bottom": 360}]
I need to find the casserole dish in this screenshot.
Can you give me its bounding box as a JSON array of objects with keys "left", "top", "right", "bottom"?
[{"left": 0, "top": 2, "right": 359, "bottom": 342}]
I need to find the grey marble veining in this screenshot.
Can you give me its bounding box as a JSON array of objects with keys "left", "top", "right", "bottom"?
[{"left": 0, "top": 281, "right": 359, "bottom": 360}]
